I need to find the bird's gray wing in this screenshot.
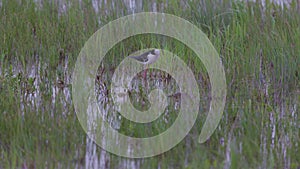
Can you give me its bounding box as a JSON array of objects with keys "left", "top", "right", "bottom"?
[
  {"left": 128, "top": 55, "right": 148, "bottom": 63},
  {"left": 128, "top": 50, "right": 154, "bottom": 63}
]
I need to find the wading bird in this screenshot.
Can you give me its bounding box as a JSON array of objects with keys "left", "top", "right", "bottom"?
[{"left": 128, "top": 49, "right": 160, "bottom": 79}]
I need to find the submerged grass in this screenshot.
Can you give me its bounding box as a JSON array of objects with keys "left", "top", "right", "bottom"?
[{"left": 0, "top": 0, "right": 299, "bottom": 168}]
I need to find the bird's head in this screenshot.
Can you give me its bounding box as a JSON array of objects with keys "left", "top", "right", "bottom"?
[{"left": 153, "top": 49, "right": 160, "bottom": 56}]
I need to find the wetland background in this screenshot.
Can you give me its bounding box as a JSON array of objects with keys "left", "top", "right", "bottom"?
[{"left": 0, "top": 0, "right": 299, "bottom": 168}]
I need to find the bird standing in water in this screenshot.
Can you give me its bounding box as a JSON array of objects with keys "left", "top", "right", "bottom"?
[{"left": 128, "top": 49, "right": 160, "bottom": 79}]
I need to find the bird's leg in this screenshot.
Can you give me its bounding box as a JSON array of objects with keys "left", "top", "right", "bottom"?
[
  {"left": 143, "top": 64, "right": 148, "bottom": 80},
  {"left": 142, "top": 65, "right": 149, "bottom": 89},
  {"left": 143, "top": 69, "right": 147, "bottom": 79}
]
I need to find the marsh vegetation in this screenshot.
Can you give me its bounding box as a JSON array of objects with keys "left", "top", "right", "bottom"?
[{"left": 0, "top": 0, "right": 299, "bottom": 168}]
